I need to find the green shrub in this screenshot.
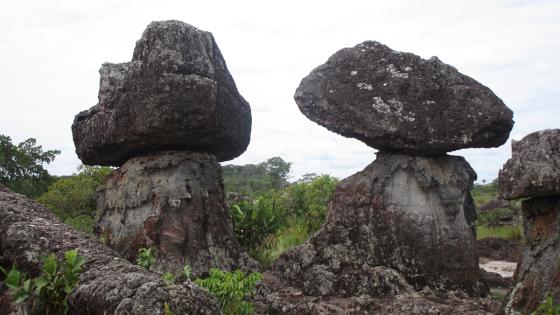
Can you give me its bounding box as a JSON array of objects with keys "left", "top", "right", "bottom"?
[
  {"left": 64, "top": 214, "right": 94, "bottom": 234},
  {"left": 477, "top": 207, "right": 516, "bottom": 227},
  {"left": 162, "top": 271, "right": 176, "bottom": 285},
  {"left": 231, "top": 190, "right": 289, "bottom": 251},
  {"left": 256, "top": 220, "right": 309, "bottom": 266},
  {"left": 532, "top": 294, "right": 560, "bottom": 315},
  {"left": 194, "top": 269, "right": 261, "bottom": 315},
  {"left": 477, "top": 225, "right": 523, "bottom": 241},
  {"left": 37, "top": 165, "right": 112, "bottom": 221},
  {"left": 1, "top": 249, "right": 85, "bottom": 314},
  {"left": 136, "top": 247, "right": 157, "bottom": 270},
  {"left": 180, "top": 264, "right": 192, "bottom": 282},
  {"left": 471, "top": 181, "right": 498, "bottom": 207}
]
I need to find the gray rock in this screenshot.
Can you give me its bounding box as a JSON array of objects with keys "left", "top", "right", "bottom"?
[
  {"left": 294, "top": 41, "right": 513, "bottom": 155},
  {"left": 72, "top": 20, "right": 251, "bottom": 166},
  {"left": 0, "top": 184, "right": 221, "bottom": 315},
  {"left": 501, "top": 196, "right": 560, "bottom": 315},
  {"left": 96, "top": 151, "right": 258, "bottom": 278},
  {"left": 271, "top": 152, "right": 487, "bottom": 296},
  {"left": 498, "top": 129, "right": 560, "bottom": 200}
]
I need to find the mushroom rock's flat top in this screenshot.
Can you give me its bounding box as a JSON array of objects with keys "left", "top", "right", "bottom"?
[
  {"left": 72, "top": 20, "right": 251, "bottom": 166},
  {"left": 499, "top": 129, "right": 560, "bottom": 200},
  {"left": 294, "top": 41, "right": 514, "bottom": 155}
]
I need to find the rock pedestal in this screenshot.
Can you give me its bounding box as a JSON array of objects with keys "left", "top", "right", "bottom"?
[
  {"left": 271, "top": 153, "right": 485, "bottom": 296},
  {"left": 97, "top": 151, "right": 257, "bottom": 277},
  {"left": 499, "top": 129, "right": 560, "bottom": 314}
]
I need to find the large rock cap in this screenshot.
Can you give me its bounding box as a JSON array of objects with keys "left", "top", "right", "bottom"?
[
  {"left": 72, "top": 20, "right": 251, "bottom": 166},
  {"left": 499, "top": 129, "right": 560, "bottom": 200},
  {"left": 294, "top": 41, "right": 513, "bottom": 155}
]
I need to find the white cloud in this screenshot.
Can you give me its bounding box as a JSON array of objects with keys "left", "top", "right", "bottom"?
[{"left": 0, "top": 0, "right": 558, "bottom": 183}]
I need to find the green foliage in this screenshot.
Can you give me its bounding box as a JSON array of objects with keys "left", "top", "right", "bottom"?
[
  {"left": 222, "top": 156, "right": 291, "bottom": 196},
  {"left": 231, "top": 190, "right": 289, "bottom": 251},
  {"left": 64, "top": 214, "right": 94, "bottom": 234},
  {"left": 37, "top": 165, "right": 112, "bottom": 222},
  {"left": 163, "top": 302, "right": 174, "bottom": 315},
  {"left": 194, "top": 269, "right": 261, "bottom": 315},
  {"left": 136, "top": 247, "right": 157, "bottom": 270},
  {"left": 286, "top": 174, "right": 338, "bottom": 232},
  {"left": 0, "top": 134, "right": 60, "bottom": 198},
  {"left": 471, "top": 180, "right": 498, "bottom": 207},
  {"left": 532, "top": 294, "right": 560, "bottom": 315},
  {"left": 180, "top": 264, "right": 192, "bottom": 281},
  {"left": 1, "top": 249, "right": 85, "bottom": 314},
  {"left": 162, "top": 271, "right": 176, "bottom": 285},
  {"left": 477, "top": 225, "right": 523, "bottom": 241},
  {"left": 254, "top": 220, "right": 309, "bottom": 267},
  {"left": 477, "top": 207, "right": 516, "bottom": 227}
]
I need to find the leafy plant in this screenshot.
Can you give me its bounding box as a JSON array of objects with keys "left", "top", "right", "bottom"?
[
  {"left": 180, "top": 264, "right": 192, "bottom": 281},
  {"left": 532, "top": 294, "right": 560, "bottom": 315},
  {"left": 163, "top": 302, "right": 174, "bottom": 315},
  {"left": 194, "top": 269, "right": 261, "bottom": 315},
  {"left": 64, "top": 214, "right": 94, "bottom": 234},
  {"left": 162, "top": 271, "right": 176, "bottom": 285},
  {"left": 136, "top": 247, "right": 157, "bottom": 270},
  {"left": 1, "top": 249, "right": 85, "bottom": 314}
]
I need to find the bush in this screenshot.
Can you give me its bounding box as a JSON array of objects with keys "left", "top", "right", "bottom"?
[
  {"left": 231, "top": 190, "right": 289, "bottom": 251},
  {"left": 194, "top": 269, "right": 261, "bottom": 315},
  {"left": 254, "top": 219, "right": 309, "bottom": 267},
  {"left": 532, "top": 294, "right": 560, "bottom": 315},
  {"left": 136, "top": 247, "right": 157, "bottom": 270},
  {"left": 477, "top": 207, "right": 516, "bottom": 227},
  {"left": 64, "top": 214, "right": 94, "bottom": 234},
  {"left": 37, "top": 165, "right": 112, "bottom": 221},
  {"left": 1, "top": 249, "right": 85, "bottom": 314}
]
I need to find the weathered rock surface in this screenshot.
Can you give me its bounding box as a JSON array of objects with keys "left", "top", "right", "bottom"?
[
  {"left": 0, "top": 184, "right": 221, "bottom": 315},
  {"left": 477, "top": 238, "right": 522, "bottom": 262},
  {"left": 294, "top": 41, "right": 513, "bottom": 155},
  {"left": 72, "top": 20, "right": 251, "bottom": 166},
  {"left": 97, "top": 151, "right": 258, "bottom": 277},
  {"left": 499, "top": 129, "right": 560, "bottom": 200},
  {"left": 270, "top": 152, "right": 486, "bottom": 297},
  {"left": 254, "top": 272, "right": 498, "bottom": 314},
  {"left": 501, "top": 196, "right": 560, "bottom": 315}
]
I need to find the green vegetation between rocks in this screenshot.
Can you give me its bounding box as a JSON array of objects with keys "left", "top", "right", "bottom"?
[
  {"left": 532, "top": 294, "right": 560, "bottom": 315},
  {"left": 194, "top": 269, "right": 261, "bottom": 315},
  {"left": 1, "top": 249, "right": 85, "bottom": 315}
]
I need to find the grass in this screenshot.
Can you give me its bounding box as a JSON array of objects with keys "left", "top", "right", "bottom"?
[
  {"left": 477, "top": 224, "right": 523, "bottom": 241},
  {"left": 250, "top": 220, "right": 310, "bottom": 267}
]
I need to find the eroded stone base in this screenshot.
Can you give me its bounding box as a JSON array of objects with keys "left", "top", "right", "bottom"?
[{"left": 96, "top": 150, "right": 258, "bottom": 277}]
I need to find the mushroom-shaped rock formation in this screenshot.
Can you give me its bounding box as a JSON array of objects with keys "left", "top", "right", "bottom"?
[
  {"left": 498, "top": 129, "right": 560, "bottom": 315},
  {"left": 294, "top": 41, "right": 513, "bottom": 155},
  {"left": 72, "top": 20, "right": 251, "bottom": 166}
]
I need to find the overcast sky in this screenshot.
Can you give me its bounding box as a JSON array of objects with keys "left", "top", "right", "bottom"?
[{"left": 0, "top": 0, "right": 558, "bottom": 182}]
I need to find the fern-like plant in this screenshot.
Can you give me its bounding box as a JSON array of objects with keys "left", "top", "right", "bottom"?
[{"left": 136, "top": 247, "right": 156, "bottom": 270}]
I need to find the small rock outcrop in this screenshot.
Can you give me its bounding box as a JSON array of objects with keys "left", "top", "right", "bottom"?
[
  {"left": 499, "top": 129, "right": 560, "bottom": 315},
  {"left": 0, "top": 184, "right": 221, "bottom": 314},
  {"left": 272, "top": 153, "right": 483, "bottom": 295},
  {"left": 70, "top": 20, "right": 256, "bottom": 279},
  {"left": 499, "top": 129, "right": 560, "bottom": 200},
  {"left": 295, "top": 41, "right": 513, "bottom": 156},
  {"left": 97, "top": 151, "right": 257, "bottom": 277},
  {"left": 72, "top": 20, "right": 251, "bottom": 166}
]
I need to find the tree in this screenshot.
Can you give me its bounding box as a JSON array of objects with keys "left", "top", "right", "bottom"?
[
  {"left": 0, "top": 134, "right": 60, "bottom": 198},
  {"left": 259, "top": 157, "right": 291, "bottom": 189},
  {"left": 37, "top": 165, "right": 113, "bottom": 223}
]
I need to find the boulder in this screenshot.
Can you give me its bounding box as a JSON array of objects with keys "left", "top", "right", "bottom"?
[
  {"left": 96, "top": 151, "right": 258, "bottom": 277},
  {"left": 0, "top": 184, "right": 221, "bottom": 314},
  {"left": 499, "top": 129, "right": 560, "bottom": 200},
  {"left": 271, "top": 152, "right": 486, "bottom": 297},
  {"left": 72, "top": 20, "right": 251, "bottom": 166},
  {"left": 502, "top": 196, "right": 560, "bottom": 315},
  {"left": 294, "top": 41, "right": 513, "bottom": 155}
]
